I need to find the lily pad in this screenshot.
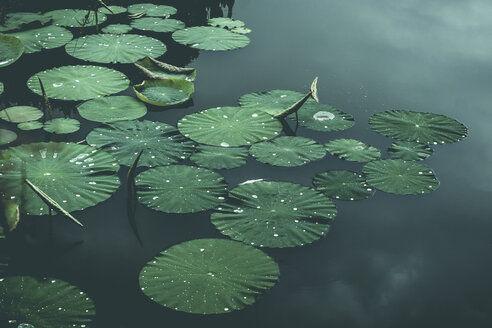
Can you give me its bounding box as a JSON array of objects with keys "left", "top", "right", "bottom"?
[
  {"left": 288, "top": 101, "right": 355, "bottom": 132},
  {"left": 0, "top": 34, "right": 24, "bottom": 68},
  {"left": 133, "top": 79, "right": 194, "bottom": 107},
  {"left": 172, "top": 26, "right": 250, "bottom": 51},
  {"left": 45, "top": 9, "right": 107, "bottom": 28},
  {"left": 9, "top": 26, "right": 73, "bottom": 54},
  {"left": 135, "top": 56, "right": 196, "bottom": 81},
  {"left": 325, "top": 139, "right": 381, "bottom": 162},
  {"left": 249, "top": 136, "right": 326, "bottom": 167},
  {"left": 136, "top": 165, "right": 227, "bottom": 213},
  {"left": 388, "top": 141, "right": 434, "bottom": 161},
  {"left": 190, "top": 145, "right": 248, "bottom": 169},
  {"left": 0, "top": 12, "right": 51, "bottom": 32},
  {"left": 86, "top": 120, "right": 195, "bottom": 167},
  {"left": 211, "top": 180, "right": 337, "bottom": 248},
  {"left": 0, "top": 129, "right": 17, "bottom": 146},
  {"left": 128, "top": 3, "right": 177, "bottom": 17},
  {"left": 77, "top": 96, "right": 147, "bottom": 123},
  {"left": 99, "top": 5, "right": 127, "bottom": 15},
  {"left": 208, "top": 17, "right": 245, "bottom": 29},
  {"left": 369, "top": 110, "right": 468, "bottom": 144},
  {"left": 313, "top": 170, "right": 374, "bottom": 201},
  {"left": 0, "top": 276, "right": 95, "bottom": 328},
  {"left": 65, "top": 34, "right": 166, "bottom": 64},
  {"left": 177, "top": 106, "right": 282, "bottom": 147},
  {"left": 27, "top": 65, "right": 130, "bottom": 101},
  {"left": 17, "top": 121, "right": 43, "bottom": 131},
  {"left": 239, "top": 89, "right": 304, "bottom": 116},
  {"left": 43, "top": 118, "right": 80, "bottom": 134},
  {"left": 131, "top": 17, "right": 185, "bottom": 32},
  {"left": 362, "top": 159, "right": 440, "bottom": 195},
  {"left": 101, "top": 24, "right": 132, "bottom": 34},
  {"left": 139, "top": 238, "right": 279, "bottom": 314},
  {"left": 0, "top": 106, "right": 43, "bottom": 123},
  {"left": 0, "top": 142, "right": 120, "bottom": 215}
]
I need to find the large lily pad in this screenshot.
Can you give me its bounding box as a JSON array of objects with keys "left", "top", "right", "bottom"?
[
  {"left": 190, "top": 145, "right": 248, "bottom": 169},
  {"left": 131, "top": 17, "right": 185, "bottom": 32},
  {"left": 177, "top": 106, "right": 282, "bottom": 147},
  {"left": 133, "top": 79, "right": 194, "bottom": 106},
  {"left": 208, "top": 17, "right": 245, "bottom": 29},
  {"left": 139, "top": 238, "right": 279, "bottom": 314},
  {"left": 288, "top": 101, "right": 355, "bottom": 132},
  {"left": 325, "top": 139, "right": 381, "bottom": 162},
  {"left": 45, "top": 9, "right": 107, "bottom": 28},
  {"left": 211, "top": 180, "right": 337, "bottom": 248},
  {"left": 128, "top": 3, "right": 177, "bottom": 17},
  {"left": 369, "top": 110, "right": 468, "bottom": 144},
  {"left": 43, "top": 118, "right": 80, "bottom": 134},
  {"left": 313, "top": 170, "right": 374, "bottom": 201},
  {"left": 388, "top": 141, "right": 434, "bottom": 161},
  {"left": 0, "top": 12, "right": 51, "bottom": 32},
  {"left": 362, "top": 159, "right": 439, "bottom": 195},
  {"left": 0, "top": 129, "right": 17, "bottom": 146},
  {"left": 9, "top": 26, "right": 73, "bottom": 54},
  {"left": 136, "top": 165, "right": 227, "bottom": 213},
  {"left": 65, "top": 34, "right": 166, "bottom": 64},
  {"left": 0, "top": 276, "right": 95, "bottom": 328},
  {"left": 101, "top": 24, "right": 132, "bottom": 34},
  {"left": 0, "top": 106, "right": 43, "bottom": 123},
  {"left": 77, "top": 96, "right": 147, "bottom": 123},
  {"left": 0, "top": 142, "right": 120, "bottom": 215},
  {"left": 249, "top": 136, "right": 326, "bottom": 167},
  {"left": 135, "top": 56, "right": 196, "bottom": 81},
  {"left": 86, "top": 120, "right": 195, "bottom": 167},
  {"left": 172, "top": 26, "right": 250, "bottom": 51},
  {"left": 0, "top": 34, "right": 24, "bottom": 68},
  {"left": 27, "top": 65, "right": 130, "bottom": 101}
]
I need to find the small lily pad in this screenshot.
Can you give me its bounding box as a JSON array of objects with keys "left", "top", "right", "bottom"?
[
  {"left": 313, "top": 170, "right": 374, "bottom": 201},
  {"left": 101, "top": 24, "right": 132, "bottom": 34},
  {"left": 362, "top": 159, "right": 440, "bottom": 195},
  {"left": 239, "top": 89, "right": 304, "bottom": 116},
  {"left": 136, "top": 165, "right": 227, "bottom": 213},
  {"left": 133, "top": 78, "right": 194, "bottom": 106},
  {"left": 77, "top": 95, "right": 147, "bottom": 123},
  {"left": 0, "top": 34, "right": 24, "bottom": 68},
  {"left": 208, "top": 17, "right": 245, "bottom": 29},
  {"left": 9, "top": 25, "right": 73, "bottom": 54},
  {"left": 135, "top": 56, "right": 196, "bottom": 81},
  {"left": 190, "top": 145, "right": 248, "bottom": 169},
  {"left": 128, "top": 3, "right": 177, "bottom": 17},
  {"left": 0, "top": 106, "right": 43, "bottom": 123},
  {"left": 325, "top": 139, "right": 381, "bottom": 162},
  {"left": 0, "top": 129, "right": 17, "bottom": 146},
  {"left": 139, "top": 238, "right": 279, "bottom": 314},
  {"left": 131, "top": 17, "right": 185, "bottom": 32},
  {"left": 172, "top": 26, "right": 250, "bottom": 51},
  {"left": 288, "top": 101, "right": 355, "bottom": 132},
  {"left": 249, "top": 136, "right": 326, "bottom": 167},
  {"left": 43, "top": 118, "right": 80, "bottom": 134},
  {"left": 388, "top": 141, "right": 434, "bottom": 161},
  {"left": 17, "top": 121, "right": 43, "bottom": 131},
  {"left": 99, "top": 5, "right": 127, "bottom": 15},
  {"left": 46, "top": 9, "right": 107, "bottom": 28}
]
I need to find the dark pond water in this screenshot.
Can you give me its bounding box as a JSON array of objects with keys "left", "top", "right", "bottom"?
[{"left": 1, "top": 0, "right": 492, "bottom": 327}]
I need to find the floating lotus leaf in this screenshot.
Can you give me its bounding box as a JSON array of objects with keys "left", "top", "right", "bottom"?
[
  {"left": 239, "top": 89, "right": 304, "bottom": 116},
  {"left": 99, "top": 5, "right": 127, "bottom": 14},
  {"left": 131, "top": 17, "right": 185, "bottom": 32},
  {"left": 128, "top": 3, "right": 177, "bottom": 17},
  {"left": 17, "top": 121, "right": 43, "bottom": 131},
  {"left": 46, "top": 9, "right": 107, "bottom": 27},
  {"left": 65, "top": 34, "right": 166, "bottom": 64},
  {"left": 172, "top": 26, "right": 250, "bottom": 51},
  {"left": 101, "top": 24, "right": 132, "bottom": 34},
  {"left": 136, "top": 165, "right": 227, "bottom": 213},
  {"left": 0, "top": 34, "right": 24, "bottom": 68},
  {"left": 43, "top": 118, "right": 80, "bottom": 134},
  {"left": 0, "top": 142, "right": 120, "bottom": 215},
  {"left": 362, "top": 159, "right": 439, "bottom": 195},
  {"left": 288, "top": 101, "right": 355, "bottom": 132},
  {"left": 388, "top": 141, "right": 434, "bottom": 161},
  {"left": 86, "top": 120, "right": 195, "bottom": 167},
  {"left": 0, "top": 12, "right": 51, "bottom": 32},
  {"left": 0, "top": 82, "right": 3, "bottom": 95},
  {"left": 135, "top": 56, "right": 196, "bottom": 81},
  {"left": 211, "top": 181, "right": 337, "bottom": 248},
  {"left": 9, "top": 26, "right": 73, "bottom": 54},
  {"left": 325, "top": 139, "right": 381, "bottom": 162},
  {"left": 313, "top": 170, "right": 374, "bottom": 201},
  {"left": 369, "top": 110, "right": 468, "bottom": 144},
  {"left": 249, "top": 136, "right": 325, "bottom": 167},
  {"left": 0, "top": 276, "right": 95, "bottom": 328},
  {"left": 0, "top": 129, "right": 17, "bottom": 146},
  {"left": 177, "top": 106, "right": 282, "bottom": 147},
  {"left": 231, "top": 27, "right": 252, "bottom": 34},
  {"left": 27, "top": 65, "right": 130, "bottom": 101},
  {"left": 208, "top": 17, "right": 245, "bottom": 29},
  {"left": 0, "top": 106, "right": 43, "bottom": 123},
  {"left": 139, "top": 238, "right": 279, "bottom": 314},
  {"left": 190, "top": 145, "right": 248, "bottom": 169},
  {"left": 77, "top": 95, "right": 147, "bottom": 123},
  {"left": 133, "top": 79, "right": 194, "bottom": 107}
]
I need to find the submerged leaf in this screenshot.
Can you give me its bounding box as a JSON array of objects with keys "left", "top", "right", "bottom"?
[
  {"left": 2, "top": 199, "right": 20, "bottom": 232},
  {"left": 208, "top": 17, "right": 245, "bottom": 29},
  {"left": 0, "top": 129, "right": 17, "bottom": 146},
  {"left": 128, "top": 3, "right": 177, "bottom": 17},
  {"left": 133, "top": 78, "right": 194, "bottom": 106},
  {"left": 77, "top": 95, "right": 147, "bottom": 123},
  {"left": 0, "top": 12, "right": 50, "bottom": 32},
  {"left": 0, "top": 34, "right": 24, "bottom": 68},
  {"left": 0, "top": 82, "right": 3, "bottom": 95},
  {"left": 388, "top": 141, "right": 434, "bottom": 161},
  {"left": 325, "top": 139, "right": 381, "bottom": 162},
  {"left": 190, "top": 145, "right": 248, "bottom": 169},
  {"left": 46, "top": 9, "right": 107, "bottom": 28},
  {"left": 134, "top": 56, "right": 196, "bottom": 81},
  {"left": 0, "top": 106, "right": 43, "bottom": 123},
  {"left": 43, "top": 118, "right": 80, "bottom": 134},
  {"left": 313, "top": 170, "right": 375, "bottom": 201},
  {"left": 9, "top": 26, "right": 73, "bottom": 54},
  {"left": 17, "top": 121, "right": 43, "bottom": 131},
  {"left": 172, "top": 26, "right": 250, "bottom": 51},
  {"left": 131, "top": 17, "right": 185, "bottom": 32}
]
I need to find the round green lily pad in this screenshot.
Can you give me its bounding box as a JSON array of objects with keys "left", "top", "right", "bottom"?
[
  {"left": 362, "top": 159, "right": 440, "bottom": 195},
  {"left": 0, "top": 142, "right": 120, "bottom": 215},
  {"left": 211, "top": 180, "right": 337, "bottom": 248},
  {"left": 239, "top": 89, "right": 304, "bottom": 116},
  {"left": 136, "top": 165, "right": 227, "bottom": 213},
  {"left": 17, "top": 121, "right": 43, "bottom": 131},
  {"left": 249, "top": 136, "right": 326, "bottom": 167},
  {"left": 172, "top": 26, "right": 250, "bottom": 51},
  {"left": 313, "top": 170, "right": 374, "bottom": 201},
  {"left": 77, "top": 95, "right": 147, "bottom": 123},
  {"left": 177, "top": 106, "right": 282, "bottom": 147},
  {"left": 101, "top": 24, "right": 132, "bottom": 34},
  {"left": 0, "top": 276, "right": 95, "bottom": 328},
  {"left": 369, "top": 110, "right": 468, "bottom": 144},
  {"left": 190, "top": 145, "right": 248, "bottom": 169},
  {"left": 0, "top": 34, "right": 24, "bottom": 68},
  {"left": 388, "top": 141, "right": 434, "bottom": 161},
  {"left": 288, "top": 101, "right": 355, "bottom": 132},
  {"left": 45, "top": 9, "right": 107, "bottom": 28},
  {"left": 0, "top": 12, "right": 51, "bottom": 32},
  {"left": 43, "top": 118, "right": 80, "bottom": 134},
  {"left": 0, "top": 129, "right": 17, "bottom": 146},
  {"left": 325, "top": 139, "right": 381, "bottom": 162},
  {"left": 139, "top": 238, "right": 279, "bottom": 314},
  {"left": 27, "top": 65, "right": 130, "bottom": 101},
  {"left": 0, "top": 106, "right": 43, "bottom": 123},
  {"left": 99, "top": 5, "right": 127, "bottom": 15},
  {"left": 131, "top": 17, "right": 185, "bottom": 32},
  {"left": 133, "top": 79, "right": 194, "bottom": 106},
  {"left": 208, "top": 17, "right": 245, "bottom": 29},
  {"left": 128, "top": 3, "right": 177, "bottom": 17},
  {"left": 65, "top": 34, "right": 166, "bottom": 64},
  {"left": 9, "top": 26, "right": 73, "bottom": 54},
  {"left": 86, "top": 120, "right": 195, "bottom": 167}
]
